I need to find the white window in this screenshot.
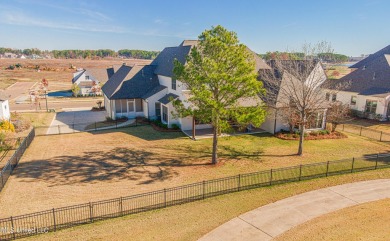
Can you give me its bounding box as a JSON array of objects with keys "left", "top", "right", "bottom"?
[{"left": 162, "top": 106, "right": 168, "bottom": 123}]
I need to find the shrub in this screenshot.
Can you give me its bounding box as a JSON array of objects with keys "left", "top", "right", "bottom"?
[
  {"left": 318, "top": 130, "right": 330, "bottom": 135},
  {"left": 0, "top": 120, "right": 15, "bottom": 132},
  {"left": 171, "top": 124, "right": 180, "bottom": 130},
  {"left": 105, "top": 116, "right": 113, "bottom": 121},
  {"left": 310, "top": 131, "right": 319, "bottom": 136}
]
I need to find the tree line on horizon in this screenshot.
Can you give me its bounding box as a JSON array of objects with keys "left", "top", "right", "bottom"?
[
  {"left": 0, "top": 47, "right": 160, "bottom": 60},
  {"left": 259, "top": 51, "right": 349, "bottom": 63}
]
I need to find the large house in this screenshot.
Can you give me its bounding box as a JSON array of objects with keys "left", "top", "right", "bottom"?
[
  {"left": 102, "top": 40, "right": 272, "bottom": 133},
  {"left": 72, "top": 68, "right": 110, "bottom": 96},
  {"left": 102, "top": 40, "right": 328, "bottom": 135},
  {"left": 326, "top": 45, "right": 390, "bottom": 120}
]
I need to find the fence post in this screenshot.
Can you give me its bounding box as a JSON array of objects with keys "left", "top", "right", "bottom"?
[
  {"left": 299, "top": 165, "right": 302, "bottom": 181},
  {"left": 359, "top": 127, "right": 362, "bottom": 136},
  {"left": 326, "top": 161, "right": 330, "bottom": 177},
  {"left": 342, "top": 124, "right": 345, "bottom": 131},
  {"left": 269, "top": 169, "right": 273, "bottom": 186},
  {"left": 380, "top": 131, "right": 383, "bottom": 142},
  {"left": 119, "top": 197, "right": 123, "bottom": 216},
  {"left": 57, "top": 125, "right": 60, "bottom": 135},
  {"left": 72, "top": 123, "right": 75, "bottom": 133},
  {"left": 52, "top": 208, "right": 57, "bottom": 232},
  {"left": 237, "top": 174, "right": 241, "bottom": 191},
  {"left": 95, "top": 122, "right": 97, "bottom": 131},
  {"left": 164, "top": 189, "right": 167, "bottom": 208},
  {"left": 116, "top": 120, "right": 118, "bottom": 129},
  {"left": 351, "top": 157, "right": 355, "bottom": 173},
  {"left": 89, "top": 202, "right": 93, "bottom": 223},
  {"left": 10, "top": 216, "right": 15, "bottom": 240},
  {"left": 375, "top": 153, "right": 379, "bottom": 169},
  {"left": 1, "top": 173, "right": 3, "bottom": 188},
  {"left": 202, "top": 181, "right": 206, "bottom": 199}
]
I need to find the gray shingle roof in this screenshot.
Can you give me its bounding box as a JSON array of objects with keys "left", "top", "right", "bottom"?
[
  {"left": 331, "top": 46, "right": 390, "bottom": 96},
  {"left": 102, "top": 65, "right": 162, "bottom": 100},
  {"left": 158, "top": 93, "right": 179, "bottom": 105},
  {"left": 151, "top": 45, "right": 192, "bottom": 77},
  {"left": 350, "top": 45, "right": 390, "bottom": 68},
  {"left": 142, "top": 85, "right": 167, "bottom": 99},
  {"left": 72, "top": 68, "right": 110, "bottom": 84}
]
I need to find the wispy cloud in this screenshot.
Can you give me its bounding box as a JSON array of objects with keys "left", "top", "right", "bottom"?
[
  {"left": 12, "top": 0, "right": 112, "bottom": 22},
  {"left": 281, "top": 22, "right": 297, "bottom": 29},
  {"left": 0, "top": 10, "right": 124, "bottom": 33}
]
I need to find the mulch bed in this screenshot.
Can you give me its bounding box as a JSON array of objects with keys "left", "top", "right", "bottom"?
[
  {"left": 150, "top": 123, "right": 181, "bottom": 132},
  {"left": 276, "top": 131, "right": 347, "bottom": 140}
]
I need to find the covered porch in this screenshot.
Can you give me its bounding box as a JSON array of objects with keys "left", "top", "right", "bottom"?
[{"left": 110, "top": 98, "right": 147, "bottom": 119}]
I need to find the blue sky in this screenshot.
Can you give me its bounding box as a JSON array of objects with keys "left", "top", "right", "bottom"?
[{"left": 0, "top": 0, "right": 389, "bottom": 56}]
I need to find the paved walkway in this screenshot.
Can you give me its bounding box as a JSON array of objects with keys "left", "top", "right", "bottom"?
[{"left": 198, "top": 179, "right": 390, "bottom": 241}]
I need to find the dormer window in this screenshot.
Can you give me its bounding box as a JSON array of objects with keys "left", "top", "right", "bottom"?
[{"left": 172, "top": 78, "right": 177, "bottom": 90}]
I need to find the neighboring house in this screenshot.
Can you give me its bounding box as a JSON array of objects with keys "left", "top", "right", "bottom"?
[
  {"left": 3, "top": 53, "right": 17, "bottom": 59},
  {"left": 0, "top": 92, "right": 11, "bottom": 120},
  {"left": 326, "top": 45, "right": 390, "bottom": 120},
  {"left": 72, "top": 68, "right": 110, "bottom": 96},
  {"left": 102, "top": 40, "right": 271, "bottom": 133},
  {"left": 259, "top": 60, "right": 328, "bottom": 134}
]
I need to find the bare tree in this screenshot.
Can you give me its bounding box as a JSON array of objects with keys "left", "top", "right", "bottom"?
[
  {"left": 260, "top": 42, "right": 333, "bottom": 155},
  {"left": 326, "top": 102, "right": 351, "bottom": 132}
]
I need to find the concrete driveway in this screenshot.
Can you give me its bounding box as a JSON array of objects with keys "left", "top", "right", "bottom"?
[
  {"left": 198, "top": 179, "right": 390, "bottom": 241},
  {"left": 47, "top": 108, "right": 106, "bottom": 134}
]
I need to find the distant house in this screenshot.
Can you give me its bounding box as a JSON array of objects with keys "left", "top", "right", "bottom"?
[
  {"left": 0, "top": 92, "right": 11, "bottom": 120},
  {"left": 18, "top": 54, "right": 27, "bottom": 59},
  {"left": 326, "top": 45, "right": 390, "bottom": 120},
  {"left": 3, "top": 53, "right": 17, "bottom": 59},
  {"left": 72, "top": 68, "right": 110, "bottom": 96},
  {"left": 102, "top": 40, "right": 272, "bottom": 134},
  {"left": 259, "top": 60, "right": 328, "bottom": 133}
]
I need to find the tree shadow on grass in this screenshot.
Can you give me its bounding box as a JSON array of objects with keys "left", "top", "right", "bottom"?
[
  {"left": 13, "top": 147, "right": 210, "bottom": 186},
  {"left": 91, "top": 125, "right": 187, "bottom": 141}
]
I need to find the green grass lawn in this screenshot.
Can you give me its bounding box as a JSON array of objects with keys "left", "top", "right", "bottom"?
[{"left": 21, "top": 169, "right": 390, "bottom": 241}]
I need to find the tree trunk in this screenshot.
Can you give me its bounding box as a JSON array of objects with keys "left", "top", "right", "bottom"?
[
  {"left": 332, "top": 123, "right": 337, "bottom": 132},
  {"left": 297, "top": 114, "right": 306, "bottom": 156},
  {"left": 212, "top": 125, "right": 218, "bottom": 164}
]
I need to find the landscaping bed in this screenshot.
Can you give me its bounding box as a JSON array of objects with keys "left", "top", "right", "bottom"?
[{"left": 276, "top": 130, "right": 347, "bottom": 140}]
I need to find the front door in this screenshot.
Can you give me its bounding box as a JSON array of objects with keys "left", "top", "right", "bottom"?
[{"left": 127, "top": 100, "right": 135, "bottom": 118}]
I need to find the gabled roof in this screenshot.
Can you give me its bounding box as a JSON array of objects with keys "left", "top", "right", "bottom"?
[
  {"left": 332, "top": 45, "right": 390, "bottom": 95},
  {"left": 102, "top": 64, "right": 162, "bottom": 100},
  {"left": 151, "top": 41, "right": 194, "bottom": 77},
  {"left": 158, "top": 93, "right": 179, "bottom": 105},
  {"left": 350, "top": 45, "right": 390, "bottom": 68},
  {"left": 151, "top": 40, "right": 270, "bottom": 78},
  {"left": 72, "top": 68, "right": 110, "bottom": 84},
  {"left": 259, "top": 60, "right": 322, "bottom": 105}
]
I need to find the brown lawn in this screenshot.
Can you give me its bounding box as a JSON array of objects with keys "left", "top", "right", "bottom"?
[
  {"left": 276, "top": 198, "right": 390, "bottom": 241},
  {"left": 345, "top": 118, "right": 390, "bottom": 133},
  {"left": 0, "top": 125, "right": 389, "bottom": 218},
  {"left": 19, "top": 172, "right": 390, "bottom": 241},
  {"left": 0, "top": 126, "right": 389, "bottom": 217},
  {"left": 0, "top": 58, "right": 152, "bottom": 90}
]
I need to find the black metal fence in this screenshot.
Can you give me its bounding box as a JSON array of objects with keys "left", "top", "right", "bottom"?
[
  {"left": 1, "top": 151, "right": 389, "bottom": 240},
  {"left": 339, "top": 124, "right": 390, "bottom": 142},
  {"left": 0, "top": 129, "right": 35, "bottom": 193},
  {"left": 34, "top": 119, "right": 147, "bottom": 136}
]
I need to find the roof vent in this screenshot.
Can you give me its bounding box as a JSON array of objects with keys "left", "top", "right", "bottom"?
[
  {"left": 373, "top": 72, "right": 376, "bottom": 80},
  {"left": 363, "top": 65, "right": 366, "bottom": 70}
]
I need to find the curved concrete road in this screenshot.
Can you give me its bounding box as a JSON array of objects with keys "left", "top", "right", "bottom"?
[{"left": 198, "top": 179, "right": 390, "bottom": 241}]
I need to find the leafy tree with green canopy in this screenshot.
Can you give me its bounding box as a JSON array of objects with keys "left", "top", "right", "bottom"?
[{"left": 173, "top": 25, "right": 267, "bottom": 164}]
